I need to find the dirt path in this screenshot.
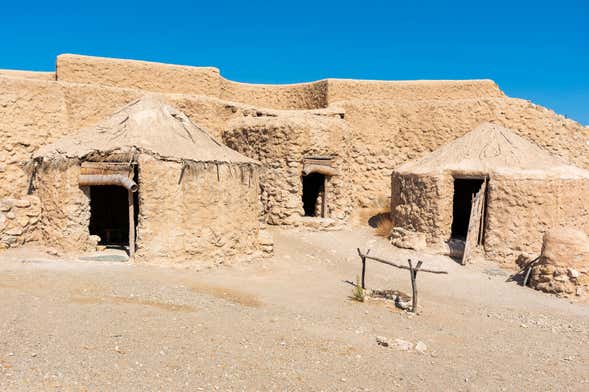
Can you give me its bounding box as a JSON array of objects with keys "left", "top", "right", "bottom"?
[{"left": 1, "top": 228, "right": 588, "bottom": 391}]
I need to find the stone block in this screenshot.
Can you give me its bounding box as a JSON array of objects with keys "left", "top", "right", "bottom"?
[
  {"left": 6, "top": 228, "right": 23, "bottom": 236},
  {"left": 14, "top": 199, "right": 31, "bottom": 208},
  {"left": 390, "top": 227, "right": 427, "bottom": 251}
]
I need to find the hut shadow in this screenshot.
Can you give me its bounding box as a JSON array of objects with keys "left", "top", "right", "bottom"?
[
  {"left": 505, "top": 255, "right": 541, "bottom": 286},
  {"left": 446, "top": 239, "right": 465, "bottom": 265},
  {"left": 505, "top": 270, "right": 526, "bottom": 285}
]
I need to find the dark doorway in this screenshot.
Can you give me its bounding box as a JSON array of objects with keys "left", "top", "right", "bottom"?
[
  {"left": 302, "top": 173, "right": 325, "bottom": 217},
  {"left": 89, "top": 185, "right": 135, "bottom": 246},
  {"left": 451, "top": 178, "right": 484, "bottom": 240}
]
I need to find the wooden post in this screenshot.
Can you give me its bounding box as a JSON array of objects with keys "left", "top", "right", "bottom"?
[
  {"left": 408, "top": 260, "right": 423, "bottom": 313},
  {"left": 357, "top": 248, "right": 370, "bottom": 289},
  {"left": 522, "top": 256, "right": 540, "bottom": 287},
  {"left": 128, "top": 190, "right": 135, "bottom": 261},
  {"left": 321, "top": 177, "right": 327, "bottom": 218}
]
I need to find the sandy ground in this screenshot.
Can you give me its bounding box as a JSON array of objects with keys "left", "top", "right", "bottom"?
[{"left": 0, "top": 228, "right": 588, "bottom": 391}]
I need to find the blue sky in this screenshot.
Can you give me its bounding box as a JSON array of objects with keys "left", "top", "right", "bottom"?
[{"left": 1, "top": 1, "right": 587, "bottom": 124}]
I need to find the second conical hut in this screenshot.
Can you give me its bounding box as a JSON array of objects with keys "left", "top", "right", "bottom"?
[
  {"left": 30, "top": 96, "right": 262, "bottom": 264},
  {"left": 390, "top": 123, "right": 589, "bottom": 264}
]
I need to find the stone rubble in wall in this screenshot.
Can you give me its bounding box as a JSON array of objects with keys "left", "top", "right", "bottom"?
[
  {"left": 528, "top": 229, "right": 589, "bottom": 299},
  {"left": 389, "top": 227, "right": 427, "bottom": 251},
  {"left": 0, "top": 195, "right": 41, "bottom": 249},
  {"left": 530, "top": 264, "right": 589, "bottom": 298}
]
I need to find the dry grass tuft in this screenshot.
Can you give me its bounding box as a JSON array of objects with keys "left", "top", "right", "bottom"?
[{"left": 372, "top": 212, "right": 393, "bottom": 237}]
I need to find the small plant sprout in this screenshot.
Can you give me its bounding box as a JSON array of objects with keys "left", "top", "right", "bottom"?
[{"left": 352, "top": 275, "right": 365, "bottom": 302}]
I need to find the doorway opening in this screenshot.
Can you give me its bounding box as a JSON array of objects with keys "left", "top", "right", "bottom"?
[
  {"left": 89, "top": 186, "right": 129, "bottom": 246},
  {"left": 88, "top": 166, "right": 139, "bottom": 249},
  {"left": 450, "top": 178, "right": 485, "bottom": 240},
  {"left": 302, "top": 172, "right": 325, "bottom": 217}
]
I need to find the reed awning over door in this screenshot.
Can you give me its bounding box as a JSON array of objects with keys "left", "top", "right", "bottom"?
[
  {"left": 79, "top": 162, "right": 138, "bottom": 192},
  {"left": 302, "top": 157, "right": 339, "bottom": 176}
]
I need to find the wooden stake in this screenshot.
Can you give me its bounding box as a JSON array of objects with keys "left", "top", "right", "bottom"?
[
  {"left": 357, "top": 248, "right": 370, "bottom": 289},
  {"left": 408, "top": 260, "right": 423, "bottom": 313},
  {"left": 128, "top": 190, "right": 135, "bottom": 261},
  {"left": 321, "top": 176, "right": 328, "bottom": 218}
]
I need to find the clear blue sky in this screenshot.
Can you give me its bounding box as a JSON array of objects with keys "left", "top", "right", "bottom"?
[{"left": 1, "top": 0, "right": 587, "bottom": 124}]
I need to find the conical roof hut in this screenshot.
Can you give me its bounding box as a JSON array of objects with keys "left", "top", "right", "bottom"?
[
  {"left": 396, "top": 123, "right": 589, "bottom": 179},
  {"left": 32, "top": 97, "right": 263, "bottom": 264},
  {"left": 34, "top": 95, "right": 257, "bottom": 165},
  {"left": 391, "top": 123, "right": 589, "bottom": 264}
]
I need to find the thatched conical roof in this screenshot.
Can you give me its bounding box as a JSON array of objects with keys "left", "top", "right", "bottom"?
[
  {"left": 395, "top": 123, "right": 589, "bottom": 179},
  {"left": 34, "top": 96, "right": 258, "bottom": 165}
]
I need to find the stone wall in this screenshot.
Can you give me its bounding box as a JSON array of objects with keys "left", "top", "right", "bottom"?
[
  {"left": 136, "top": 156, "right": 261, "bottom": 264},
  {"left": 390, "top": 173, "right": 452, "bottom": 246},
  {"left": 223, "top": 113, "right": 352, "bottom": 226},
  {"left": 0, "top": 195, "right": 41, "bottom": 249},
  {"left": 35, "top": 163, "right": 94, "bottom": 251}
]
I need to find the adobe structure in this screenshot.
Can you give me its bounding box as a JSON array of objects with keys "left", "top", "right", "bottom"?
[
  {"left": 391, "top": 123, "right": 589, "bottom": 263},
  {"left": 223, "top": 113, "right": 352, "bottom": 228},
  {"left": 29, "top": 96, "right": 262, "bottom": 264},
  {"left": 0, "top": 54, "right": 588, "bottom": 265}
]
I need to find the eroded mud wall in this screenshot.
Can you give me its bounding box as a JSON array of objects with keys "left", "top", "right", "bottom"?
[
  {"left": 136, "top": 157, "right": 260, "bottom": 264},
  {"left": 55, "top": 55, "right": 506, "bottom": 110},
  {"left": 327, "top": 79, "right": 504, "bottom": 103},
  {"left": 56, "top": 54, "right": 222, "bottom": 96},
  {"left": 485, "top": 177, "right": 589, "bottom": 262}
]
